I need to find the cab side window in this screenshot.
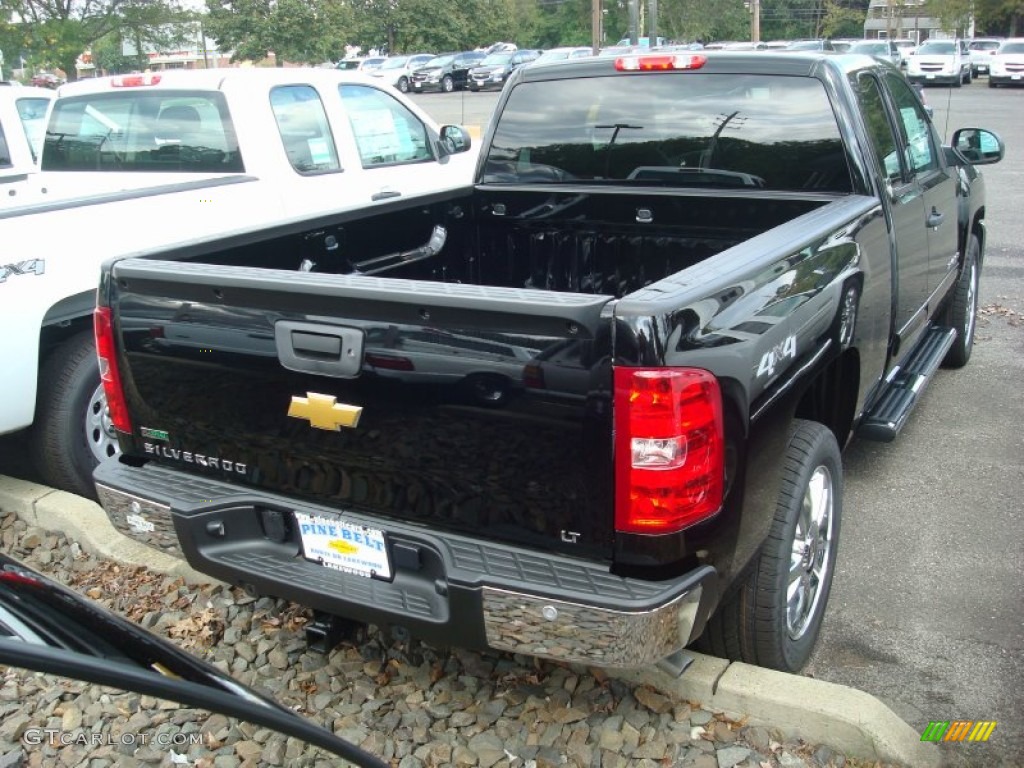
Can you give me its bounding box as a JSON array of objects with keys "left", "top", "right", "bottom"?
[
  {"left": 338, "top": 84, "right": 432, "bottom": 168},
  {"left": 884, "top": 72, "right": 939, "bottom": 175},
  {"left": 270, "top": 85, "right": 341, "bottom": 174},
  {"left": 852, "top": 74, "right": 902, "bottom": 183},
  {"left": 0, "top": 124, "right": 10, "bottom": 168}
]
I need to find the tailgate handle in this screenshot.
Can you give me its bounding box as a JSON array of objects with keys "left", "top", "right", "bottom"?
[{"left": 275, "top": 321, "right": 363, "bottom": 378}]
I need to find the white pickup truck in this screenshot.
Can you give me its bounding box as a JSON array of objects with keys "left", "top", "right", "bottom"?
[
  {"left": 0, "top": 84, "right": 53, "bottom": 201},
  {"left": 0, "top": 67, "right": 476, "bottom": 498}
]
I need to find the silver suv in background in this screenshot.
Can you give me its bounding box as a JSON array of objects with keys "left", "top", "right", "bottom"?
[
  {"left": 968, "top": 38, "right": 1003, "bottom": 77},
  {"left": 906, "top": 38, "right": 972, "bottom": 86},
  {"left": 850, "top": 39, "right": 902, "bottom": 66},
  {"left": 369, "top": 53, "right": 434, "bottom": 93},
  {"left": 989, "top": 38, "right": 1024, "bottom": 87}
]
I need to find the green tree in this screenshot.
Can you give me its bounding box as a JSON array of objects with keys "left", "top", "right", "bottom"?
[
  {"left": 204, "top": 0, "right": 350, "bottom": 65},
  {"left": 820, "top": 0, "right": 865, "bottom": 36},
  {"left": 974, "top": 0, "right": 1023, "bottom": 34},
  {"left": 0, "top": 0, "right": 192, "bottom": 81},
  {"left": 659, "top": 0, "right": 750, "bottom": 43},
  {"left": 923, "top": 0, "right": 973, "bottom": 35}
]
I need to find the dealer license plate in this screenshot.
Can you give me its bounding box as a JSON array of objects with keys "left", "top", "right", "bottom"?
[{"left": 295, "top": 512, "right": 391, "bottom": 580}]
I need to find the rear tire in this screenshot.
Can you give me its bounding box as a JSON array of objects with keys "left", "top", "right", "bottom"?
[
  {"left": 30, "top": 331, "right": 119, "bottom": 500},
  {"left": 698, "top": 420, "right": 842, "bottom": 673},
  {"left": 941, "top": 235, "right": 980, "bottom": 368},
  {"left": 397, "top": 76, "right": 409, "bottom": 93},
  {"left": 442, "top": 75, "right": 454, "bottom": 93}
]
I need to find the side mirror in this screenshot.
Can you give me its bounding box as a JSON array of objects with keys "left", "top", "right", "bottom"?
[
  {"left": 951, "top": 128, "right": 1005, "bottom": 165},
  {"left": 439, "top": 125, "right": 472, "bottom": 157}
]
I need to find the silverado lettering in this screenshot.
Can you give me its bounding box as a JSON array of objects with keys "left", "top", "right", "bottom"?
[
  {"left": 94, "top": 52, "right": 1003, "bottom": 676},
  {"left": 142, "top": 442, "right": 247, "bottom": 475}
]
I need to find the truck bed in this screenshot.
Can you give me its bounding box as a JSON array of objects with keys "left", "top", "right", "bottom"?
[{"left": 105, "top": 187, "right": 832, "bottom": 565}]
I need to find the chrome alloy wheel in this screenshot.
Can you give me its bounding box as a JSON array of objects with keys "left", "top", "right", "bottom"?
[
  {"left": 85, "top": 382, "right": 120, "bottom": 464},
  {"left": 787, "top": 464, "right": 835, "bottom": 640}
]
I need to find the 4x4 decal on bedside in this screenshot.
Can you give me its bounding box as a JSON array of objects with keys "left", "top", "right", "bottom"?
[{"left": 0, "top": 259, "right": 45, "bottom": 283}]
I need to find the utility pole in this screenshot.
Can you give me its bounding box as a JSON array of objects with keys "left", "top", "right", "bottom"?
[
  {"left": 592, "top": 0, "right": 602, "bottom": 54},
  {"left": 751, "top": 0, "right": 761, "bottom": 42},
  {"left": 648, "top": 0, "right": 658, "bottom": 46},
  {"left": 629, "top": 0, "right": 639, "bottom": 44}
]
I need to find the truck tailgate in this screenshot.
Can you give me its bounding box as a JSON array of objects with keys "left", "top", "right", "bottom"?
[{"left": 109, "top": 259, "right": 617, "bottom": 561}]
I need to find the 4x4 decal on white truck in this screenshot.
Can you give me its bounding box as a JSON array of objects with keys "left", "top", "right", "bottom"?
[{"left": 0, "top": 259, "right": 45, "bottom": 283}]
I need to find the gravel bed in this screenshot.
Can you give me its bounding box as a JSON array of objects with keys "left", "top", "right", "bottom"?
[{"left": 0, "top": 509, "right": 893, "bottom": 768}]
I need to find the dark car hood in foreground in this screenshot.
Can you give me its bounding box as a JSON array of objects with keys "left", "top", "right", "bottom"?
[{"left": 0, "top": 553, "right": 386, "bottom": 767}]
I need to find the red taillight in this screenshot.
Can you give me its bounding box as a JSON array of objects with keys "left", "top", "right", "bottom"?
[
  {"left": 110, "top": 74, "right": 162, "bottom": 87},
  {"left": 613, "top": 367, "right": 723, "bottom": 534},
  {"left": 523, "top": 363, "right": 545, "bottom": 389},
  {"left": 615, "top": 54, "right": 707, "bottom": 72},
  {"left": 93, "top": 307, "right": 132, "bottom": 434}
]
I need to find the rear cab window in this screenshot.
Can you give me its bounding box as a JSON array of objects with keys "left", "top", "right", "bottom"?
[
  {"left": 483, "top": 73, "right": 852, "bottom": 192},
  {"left": 42, "top": 90, "right": 242, "bottom": 172},
  {"left": 270, "top": 85, "right": 341, "bottom": 174}
]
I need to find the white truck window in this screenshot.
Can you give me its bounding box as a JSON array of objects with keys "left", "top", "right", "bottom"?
[
  {"left": 16, "top": 97, "right": 50, "bottom": 161},
  {"left": 270, "top": 85, "right": 341, "bottom": 175},
  {"left": 338, "top": 84, "right": 432, "bottom": 168},
  {"left": 42, "top": 90, "right": 242, "bottom": 172}
]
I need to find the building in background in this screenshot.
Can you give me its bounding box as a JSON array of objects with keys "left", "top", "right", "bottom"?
[{"left": 862, "top": 0, "right": 971, "bottom": 43}]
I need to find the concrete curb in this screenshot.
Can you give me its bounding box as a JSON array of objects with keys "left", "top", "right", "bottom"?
[
  {"left": 0, "top": 475, "right": 215, "bottom": 585},
  {"left": 611, "top": 655, "right": 940, "bottom": 767},
  {"left": 0, "top": 474, "right": 939, "bottom": 767}
]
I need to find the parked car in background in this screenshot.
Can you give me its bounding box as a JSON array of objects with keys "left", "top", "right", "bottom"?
[
  {"left": 721, "top": 41, "right": 766, "bottom": 50},
  {"left": 830, "top": 39, "right": 858, "bottom": 53},
  {"left": 615, "top": 36, "right": 666, "bottom": 48},
  {"left": 410, "top": 51, "right": 485, "bottom": 92},
  {"left": 532, "top": 46, "right": 593, "bottom": 65},
  {"left": 784, "top": 39, "right": 835, "bottom": 51},
  {"left": 336, "top": 57, "right": 367, "bottom": 70},
  {"left": 893, "top": 39, "right": 917, "bottom": 66},
  {"left": 906, "top": 38, "right": 971, "bottom": 86},
  {"left": 30, "top": 72, "right": 63, "bottom": 88},
  {"left": 468, "top": 49, "right": 541, "bottom": 91},
  {"left": 850, "top": 39, "right": 902, "bottom": 66},
  {"left": 358, "top": 56, "right": 388, "bottom": 73},
  {"left": 969, "top": 38, "right": 1003, "bottom": 77},
  {"left": 369, "top": 53, "right": 434, "bottom": 93},
  {"left": 336, "top": 57, "right": 387, "bottom": 72},
  {"left": 989, "top": 38, "right": 1024, "bottom": 87}
]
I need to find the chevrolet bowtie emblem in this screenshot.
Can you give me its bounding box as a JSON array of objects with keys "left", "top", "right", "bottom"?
[{"left": 288, "top": 393, "right": 362, "bottom": 431}]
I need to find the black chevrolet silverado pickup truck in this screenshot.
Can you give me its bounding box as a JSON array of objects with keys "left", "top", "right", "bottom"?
[{"left": 92, "top": 52, "right": 1003, "bottom": 675}]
